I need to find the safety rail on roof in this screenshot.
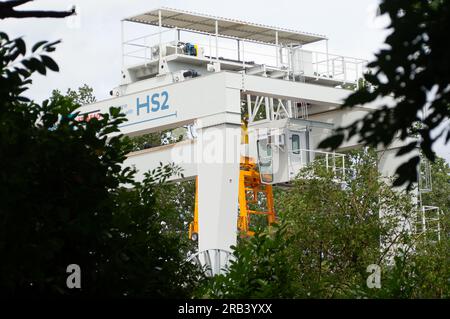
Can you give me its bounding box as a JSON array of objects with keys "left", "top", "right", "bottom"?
[
  {"left": 121, "top": 8, "right": 368, "bottom": 86},
  {"left": 122, "top": 29, "right": 368, "bottom": 85},
  {"left": 124, "top": 7, "right": 327, "bottom": 46}
]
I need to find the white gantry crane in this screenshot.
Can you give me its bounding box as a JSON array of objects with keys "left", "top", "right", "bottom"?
[{"left": 76, "top": 7, "right": 426, "bottom": 272}]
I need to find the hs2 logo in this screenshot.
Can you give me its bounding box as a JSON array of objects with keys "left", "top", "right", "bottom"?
[{"left": 136, "top": 91, "right": 169, "bottom": 116}]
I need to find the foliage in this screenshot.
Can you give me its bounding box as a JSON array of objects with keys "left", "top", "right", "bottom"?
[
  {"left": 51, "top": 84, "right": 96, "bottom": 107},
  {"left": 367, "top": 239, "right": 450, "bottom": 298},
  {"left": 199, "top": 149, "right": 449, "bottom": 298},
  {"left": 275, "top": 149, "right": 415, "bottom": 298},
  {"left": 196, "top": 224, "right": 299, "bottom": 299},
  {"left": 0, "top": 33, "right": 199, "bottom": 297},
  {"left": 421, "top": 157, "right": 450, "bottom": 212},
  {"left": 152, "top": 179, "right": 197, "bottom": 253},
  {"left": 124, "top": 127, "right": 187, "bottom": 152},
  {"left": 125, "top": 131, "right": 170, "bottom": 152},
  {"left": 319, "top": 0, "right": 450, "bottom": 188}
]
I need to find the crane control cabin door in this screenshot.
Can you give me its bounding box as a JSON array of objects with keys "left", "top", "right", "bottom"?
[
  {"left": 256, "top": 136, "right": 274, "bottom": 184},
  {"left": 255, "top": 130, "right": 289, "bottom": 184},
  {"left": 288, "top": 129, "right": 312, "bottom": 180}
]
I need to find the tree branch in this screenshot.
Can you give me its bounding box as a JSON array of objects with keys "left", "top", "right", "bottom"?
[
  {"left": 0, "top": 1, "right": 75, "bottom": 19},
  {"left": 2, "top": 9, "right": 75, "bottom": 19},
  {"left": 3, "top": 0, "right": 34, "bottom": 8}
]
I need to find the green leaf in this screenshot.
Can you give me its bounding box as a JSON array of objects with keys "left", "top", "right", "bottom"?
[
  {"left": 392, "top": 156, "right": 420, "bottom": 188},
  {"left": 41, "top": 55, "right": 59, "bottom": 72},
  {"left": 396, "top": 141, "right": 418, "bottom": 156},
  {"left": 22, "top": 57, "right": 46, "bottom": 75},
  {"left": 15, "top": 38, "right": 26, "bottom": 56},
  {"left": 43, "top": 40, "right": 62, "bottom": 51},
  {"left": 0, "top": 32, "right": 9, "bottom": 41},
  {"left": 32, "top": 41, "right": 48, "bottom": 53},
  {"left": 318, "top": 133, "right": 345, "bottom": 150},
  {"left": 14, "top": 67, "right": 31, "bottom": 78}
]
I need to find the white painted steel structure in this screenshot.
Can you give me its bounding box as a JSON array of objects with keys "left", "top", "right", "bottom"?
[{"left": 77, "top": 8, "right": 424, "bottom": 269}]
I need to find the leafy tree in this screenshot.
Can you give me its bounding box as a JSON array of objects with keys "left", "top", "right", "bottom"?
[
  {"left": 198, "top": 150, "right": 448, "bottom": 299},
  {"left": 319, "top": 0, "right": 450, "bottom": 188},
  {"left": 0, "top": 33, "right": 199, "bottom": 297},
  {"left": 51, "top": 84, "right": 96, "bottom": 107},
  {"left": 126, "top": 129, "right": 186, "bottom": 152},
  {"left": 421, "top": 157, "right": 450, "bottom": 212},
  {"left": 199, "top": 150, "right": 414, "bottom": 298},
  {"left": 393, "top": 156, "right": 450, "bottom": 299},
  {"left": 370, "top": 237, "right": 450, "bottom": 298},
  {"left": 153, "top": 179, "right": 196, "bottom": 251},
  {"left": 275, "top": 150, "right": 415, "bottom": 298}
]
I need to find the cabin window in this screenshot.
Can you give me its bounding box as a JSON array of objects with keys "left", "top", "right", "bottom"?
[
  {"left": 292, "top": 134, "right": 300, "bottom": 154},
  {"left": 257, "top": 138, "right": 273, "bottom": 183}
]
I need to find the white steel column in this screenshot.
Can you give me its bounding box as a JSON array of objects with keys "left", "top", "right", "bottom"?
[
  {"left": 174, "top": 27, "right": 179, "bottom": 54},
  {"left": 215, "top": 20, "right": 219, "bottom": 61},
  {"left": 237, "top": 40, "right": 240, "bottom": 61},
  {"left": 195, "top": 85, "right": 242, "bottom": 254},
  {"left": 275, "top": 31, "right": 279, "bottom": 67},
  {"left": 209, "top": 34, "right": 212, "bottom": 63},
  {"left": 247, "top": 94, "right": 252, "bottom": 120},
  {"left": 326, "top": 39, "right": 330, "bottom": 77},
  {"left": 265, "top": 96, "right": 271, "bottom": 121},
  {"left": 158, "top": 10, "right": 162, "bottom": 60},
  {"left": 196, "top": 124, "right": 240, "bottom": 253},
  {"left": 121, "top": 20, "right": 125, "bottom": 68},
  {"left": 242, "top": 40, "right": 245, "bottom": 68}
]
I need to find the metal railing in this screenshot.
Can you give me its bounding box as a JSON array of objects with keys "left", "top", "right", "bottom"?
[
  {"left": 122, "top": 28, "right": 181, "bottom": 65},
  {"left": 289, "top": 148, "right": 346, "bottom": 180},
  {"left": 416, "top": 156, "right": 442, "bottom": 242},
  {"left": 419, "top": 157, "right": 433, "bottom": 193},
  {"left": 256, "top": 147, "right": 346, "bottom": 184},
  {"left": 415, "top": 205, "right": 441, "bottom": 242},
  {"left": 290, "top": 48, "right": 368, "bottom": 83},
  {"left": 122, "top": 30, "right": 367, "bottom": 85}
]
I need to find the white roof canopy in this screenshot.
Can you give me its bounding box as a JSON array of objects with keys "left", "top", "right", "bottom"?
[{"left": 125, "top": 7, "right": 327, "bottom": 45}]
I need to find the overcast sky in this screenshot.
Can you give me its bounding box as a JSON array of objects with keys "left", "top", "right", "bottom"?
[{"left": 1, "top": 0, "right": 448, "bottom": 161}]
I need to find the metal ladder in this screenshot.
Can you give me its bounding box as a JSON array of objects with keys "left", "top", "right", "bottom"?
[{"left": 416, "top": 157, "right": 442, "bottom": 242}]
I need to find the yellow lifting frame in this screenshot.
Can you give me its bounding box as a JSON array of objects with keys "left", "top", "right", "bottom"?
[{"left": 238, "top": 156, "right": 276, "bottom": 236}]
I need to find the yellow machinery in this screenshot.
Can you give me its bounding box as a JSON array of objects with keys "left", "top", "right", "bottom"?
[
  {"left": 237, "top": 156, "right": 276, "bottom": 236},
  {"left": 189, "top": 159, "right": 277, "bottom": 240},
  {"left": 189, "top": 120, "right": 277, "bottom": 240},
  {"left": 189, "top": 177, "right": 199, "bottom": 241}
]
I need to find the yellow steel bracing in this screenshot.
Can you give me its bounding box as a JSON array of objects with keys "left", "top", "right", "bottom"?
[
  {"left": 239, "top": 119, "right": 276, "bottom": 235},
  {"left": 189, "top": 176, "right": 199, "bottom": 241},
  {"left": 238, "top": 156, "right": 276, "bottom": 236}
]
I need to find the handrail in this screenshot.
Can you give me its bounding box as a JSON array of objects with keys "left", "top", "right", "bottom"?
[
  {"left": 256, "top": 146, "right": 346, "bottom": 185},
  {"left": 415, "top": 205, "right": 441, "bottom": 241},
  {"left": 122, "top": 33, "right": 368, "bottom": 84},
  {"left": 124, "top": 28, "right": 176, "bottom": 45}
]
